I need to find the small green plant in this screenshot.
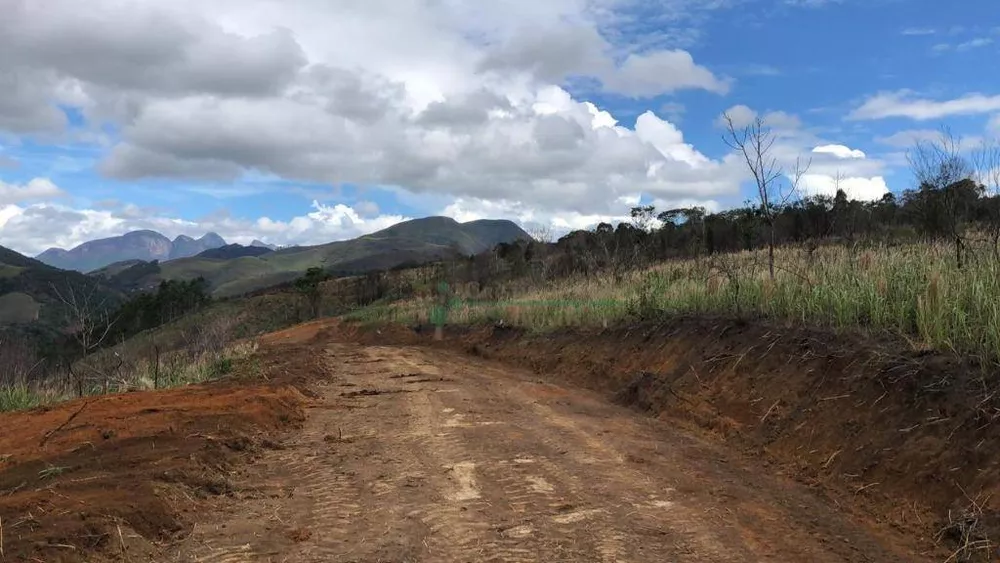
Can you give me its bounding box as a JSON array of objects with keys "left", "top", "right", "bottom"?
[
  {"left": 625, "top": 274, "right": 663, "bottom": 320},
  {"left": 429, "top": 282, "right": 460, "bottom": 327},
  {"left": 239, "top": 357, "right": 263, "bottom": 380},
  {"left": 208, "top": 357, "right": 234, "bottom": 379}
]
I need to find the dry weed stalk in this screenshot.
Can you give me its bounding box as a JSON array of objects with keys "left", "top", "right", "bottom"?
[
  {"left": 938, "top": 487, "right": 994, "bottom": 563},
  {"left": 116, "top": 519, "right": 128, "bottom": 562}
]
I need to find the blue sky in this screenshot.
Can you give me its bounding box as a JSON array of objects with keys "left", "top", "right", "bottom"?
[{"left": 1, "top": 0, "right": 998, "bottom": 255}]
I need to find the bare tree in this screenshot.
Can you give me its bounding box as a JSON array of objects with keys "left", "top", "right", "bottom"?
[
  {"left": 909, "top": 128, "right": 971, "bottom": 190},
  {"left": 526, "top": 223, "right": 555, "bottom": 244},
  {"left": 907, "top": 129, "right": 981, "bottom": 268},
  {"left": 51, "top": 281, "right": 119, "bottom": 395},
  {"left": 723, "top": 114, "right": 810, "bottom": 279}
]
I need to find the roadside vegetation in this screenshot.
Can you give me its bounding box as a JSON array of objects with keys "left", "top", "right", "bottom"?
[
  {"left": 350, "top": 126, "right": 1000, "bottom": 365},
  {"left": 0, "top": 260, "right": 398, "bottom": 412},
  {"left": 0, "top": 317, "right": 259, "bottom": 413},
  {"left": 349, "top": 239, "right": 1000, "bottom": 360},
  {"left": 0, "top": 277, "right": 261, "bottom": 412}
]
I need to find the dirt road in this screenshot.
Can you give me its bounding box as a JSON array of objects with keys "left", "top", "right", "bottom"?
[{"left": 169, "top": 340, "right": 917, "bottom": 562}]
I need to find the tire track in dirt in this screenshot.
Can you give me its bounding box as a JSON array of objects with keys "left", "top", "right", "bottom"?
[
  {"left": 442, "top": 361, "right": 716, "bottom": 563},
  {"left": 389, "top": 347, "right": 549, "bottom": 563},
  {"left": 187, "top": 545, "right": 255, "bottom": 563},
  {"left": 382, "top": 346, "right": 594, "bottom": 562},
  {"left": 390, "top": 347, "right": 664, "bottom": 562},
  {"left": 403, "top": 348, "right": 911, "bottom": 563},
  {"left": 172, "top": 339, "right": 917, "bottom": 563}
]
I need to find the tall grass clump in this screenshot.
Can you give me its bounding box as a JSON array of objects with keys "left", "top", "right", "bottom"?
[{"left": 0, "top": 382, "right": 43, "bottom": 412}]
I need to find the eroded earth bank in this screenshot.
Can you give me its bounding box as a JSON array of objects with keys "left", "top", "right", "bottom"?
[{"left": 3, "top": 317, "right": 991, "bottom": 561}]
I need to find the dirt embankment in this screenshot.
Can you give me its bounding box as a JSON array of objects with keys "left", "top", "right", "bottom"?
[
  {"left": 0, "top": 349, "right": 313, "bottom": 562},
  {"left": 341, "top": 317, "right": 1000, "bottom": 557}
]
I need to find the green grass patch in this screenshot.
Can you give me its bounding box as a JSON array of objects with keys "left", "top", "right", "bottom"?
[
  {"left": 208, "top": 357, "right": 234, "bottom": 378},
  {"left": 0, "top": 384, "right": 43, "bottom": 412}
]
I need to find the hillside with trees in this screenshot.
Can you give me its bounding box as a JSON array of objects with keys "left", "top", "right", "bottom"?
[{"left": 97, "top": 216, "right": 531, "bottom": 297}]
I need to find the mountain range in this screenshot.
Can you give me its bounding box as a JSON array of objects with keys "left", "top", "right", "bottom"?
[
  {"left": 36, "top": 231, "right": 230, "bottom": 273},
  {"left": 99, "top": 216, "right": 531, "bottom": 297},
  {"left": 3, "top": 215, "right": 529, "bottom": 355},
  {"left": 3, "top": 217, "right": 529, "bottom": 325}
]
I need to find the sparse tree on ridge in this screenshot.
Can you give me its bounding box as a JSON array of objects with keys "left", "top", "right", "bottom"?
[
  {"left": 906, "top": 129, "right": 982, "bottom": 268},
  {"left": 50, "top": 280, "right": 120, "bottom": 395},
  {"left": 295, "top": 267, "right": 330, "bottom": 320},
  {"left": 723, "top": 114, "right": 809, "bottom": 280}
]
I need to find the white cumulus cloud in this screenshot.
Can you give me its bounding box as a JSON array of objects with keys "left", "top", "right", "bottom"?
[
  {"left": 0, "top": 200, "right": 410, "bottom": 256},
  {"left": 812, "top": 144, "right": 866, "bottom": 159},
  {"left": 0, "top": 0, "right": 751, "bottom": 252},
  {"left": 849, "top": 91, "right": 1000, "bottom": 121},
  {"left": 798, "top": 174, "right": 889, "bottom": 201},
  {"left": 0, "top": 177, "right": 65, "bottom": 205}
]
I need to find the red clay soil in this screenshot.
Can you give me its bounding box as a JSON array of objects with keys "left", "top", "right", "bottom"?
[
  {"left": 340, "top": 317, "right": 1000, "bottom": 560},
  {"left": 0, "top": 350, "right": 312, "bottom": 562}
]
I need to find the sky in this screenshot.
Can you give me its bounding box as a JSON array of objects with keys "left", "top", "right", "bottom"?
[{"left": 1, "top": 0, "right": 999, "bottom": 256}]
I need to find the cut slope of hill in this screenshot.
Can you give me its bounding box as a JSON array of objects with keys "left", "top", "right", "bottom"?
[{"left": 36, "top": 230, "right": 228, "bottom": 272}]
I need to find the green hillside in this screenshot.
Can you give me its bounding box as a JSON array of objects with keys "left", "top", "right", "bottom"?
[
  {"left": 103, "top": 216, "right": 530, "bottom": 297},
  {"left": 0, "top": 292, "right": 40, "bottom": 324},
  {"left": 89, "top": 259, "right": 148, "bottom": 278},
  {"left": 0, "top": 245, "right": 124, "bottom": 330}
]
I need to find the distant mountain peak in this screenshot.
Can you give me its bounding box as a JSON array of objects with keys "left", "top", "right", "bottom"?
[
  {"left": 36, "top": 230, "right": 228, "bottom": 272},
  {"left": 250, "top": 239, "right": 278, "bottom": 250},
  {"left": 199, "top": 232, "right": 226, "bottom": 245}
]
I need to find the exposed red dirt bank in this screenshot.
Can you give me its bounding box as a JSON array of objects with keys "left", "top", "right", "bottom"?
[
  {"left": 0, "top": 352, "right": 310, "bottom": 562},
  {"left": 338, "top": 317, "right": 1000, "bottom": 560},
  {"left": 3, "top": 315, "right": 995, "bottom": 561},
  {"left": 169, "top": 324, "right": 923, "bottom": 562}
]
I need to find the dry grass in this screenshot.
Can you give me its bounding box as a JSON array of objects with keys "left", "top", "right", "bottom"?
[
  {"left": 0, "top": 315, "right": 260, "bottom": 413},
  {"left": 349, "top": 241, "right": 1000, "bottom": 362}
]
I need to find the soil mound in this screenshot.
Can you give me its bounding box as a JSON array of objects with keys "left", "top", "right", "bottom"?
[{"left": 0, "top": 363, "right": 309, "bottom": 561}]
